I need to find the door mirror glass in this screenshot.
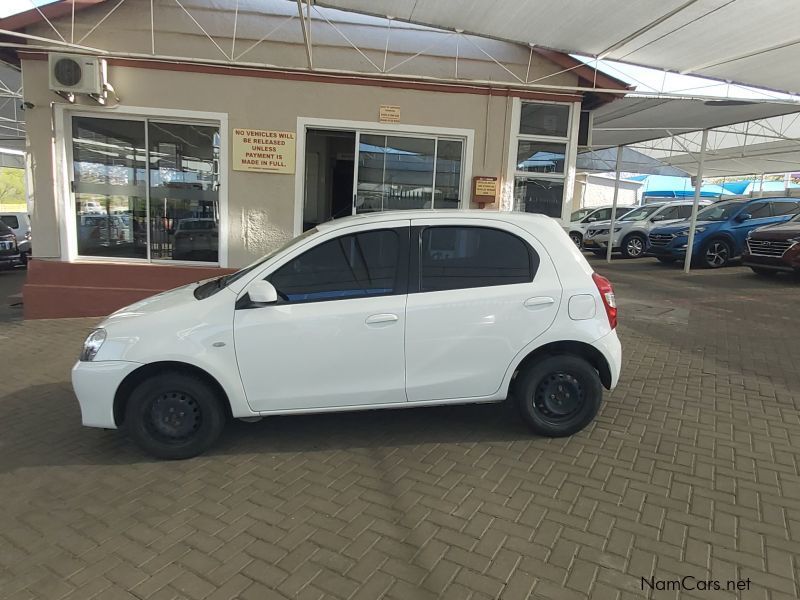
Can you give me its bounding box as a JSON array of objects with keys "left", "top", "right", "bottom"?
[
  {"left": 736, "top": 212, "right": 752, "bottom": 222},
  {"left": 248, "top": 280, "right": 278, "bottom": 304}
]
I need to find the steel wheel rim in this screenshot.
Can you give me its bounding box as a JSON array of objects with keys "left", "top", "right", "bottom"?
[
  {"left": 533, "top": 372, "right": 584, "bottom": 422},
  {"left": 705, "top": 242, "right": 728, "bottom": 267},
  {"left": 627, "top": 237, "right": 644, "bottom": 257},
  {"left": 146, "top": 391, "right": 202, "bottom": 443},
  {"left": 570, "top": 233, "right": 582, "bottom": 247}
]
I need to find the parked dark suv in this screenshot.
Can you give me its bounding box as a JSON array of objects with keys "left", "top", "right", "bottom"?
[
  {"left": 0, "top": 220, "right": 23, "bottom": 270},
  {"left": 742, "top": 213, "right": 800, "bottom": 276}
]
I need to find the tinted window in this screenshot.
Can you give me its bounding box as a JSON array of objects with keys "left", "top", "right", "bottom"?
[
  {"left": 696, "top": 201, "right": 745, "bottom": 221},
  {"left": 620, "top": 205, "right": 662, "bottom": 221},
  {"left": 1, "top": 216, "right": 19, "bottom": 229},
  {"left": 419, "top": 227, "right": 536, "bottom": 292},
  {"left": 675, "top": 205, "right": 694, "bottom": 219},
  {"left": 656, "top": 206, "right": 681, "bottom": 220},
  {"left": 270, "top": 229, "right": 399, "bottom": 303},
  {"left": 771, "top": 201, "right": 800, "bottom": 216},
  {"left": 593, "top": 208, "right": 612, "bottom": 220},
  {"left": 747, "top": 203, "right": 770, "bottom": 218}
]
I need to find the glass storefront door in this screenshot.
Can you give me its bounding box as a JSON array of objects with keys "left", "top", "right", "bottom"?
[{"left": 70, "top": 115, "right": 220, "bottom": 263}]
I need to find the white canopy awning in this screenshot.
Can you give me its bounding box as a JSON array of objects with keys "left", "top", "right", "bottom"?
[{"left": 318, "top": 0, "right": 800, "bottom": 94}]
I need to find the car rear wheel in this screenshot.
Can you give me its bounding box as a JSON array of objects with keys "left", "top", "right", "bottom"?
[
  {"left": 750, "top": 266, "right": 776, "bottom": 276},
  {"left": 701, "top": 238, "right": 732, "bottom": 268},
  {"left": 125, "top": 372, "right": 226, "bottom": 460},
  {"left": 621, "top": 233, "right": 646, "bottom": 259},
  {"left": 515, "top": 355, "right": 602, "bottom": 437}
]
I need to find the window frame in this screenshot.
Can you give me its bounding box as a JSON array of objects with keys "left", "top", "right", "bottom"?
[
  {"left": 55, "top": 104, "right": 228, "bottom": 267},
  {"left": 505, "top": 98, "right": 581, "bottom": 221},
  {"left": 261, "top": 225, "right": 410, "bottom": 306},
  {"left": 409, "top": 225, "right": 539, "bottom": 294}
]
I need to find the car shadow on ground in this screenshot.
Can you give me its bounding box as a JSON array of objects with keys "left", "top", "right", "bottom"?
[{"left": 0, "top": 383, "right": 539, "bottom": 470}]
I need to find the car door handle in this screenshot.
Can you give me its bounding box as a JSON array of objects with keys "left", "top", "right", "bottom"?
[
  {"left": 365, "top": 313, "right": 399, "bottom": 325},
  {"left": 524, "top": 296, "right": 555, "bottom": 308}
]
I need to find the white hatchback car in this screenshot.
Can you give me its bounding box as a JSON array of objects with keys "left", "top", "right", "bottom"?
[{"left": 73, "top": 211, "right": 622, "bottom": 459}]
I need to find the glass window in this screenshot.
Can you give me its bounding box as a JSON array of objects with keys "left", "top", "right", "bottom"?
[
  {"left": 71, "top": 116, "right": 220, "bottom": 263},
  {"left": 419, "top": 227, "right": 535, "bottom": 292},
  {"left": 747, "top": 202, "right": 770, "bottom": 218},
  {"left": 695, "top": 201, "right": 744, "bottom": 221},
  {"left": 586, "top": 208, "right": 611, "bottom": 222},
  {"left": 675, "top": 205, "right": 694, "bottom": 219},
  {"left": 620, "top": 204, "right": 662, "bottom": 221},
  {"left": 148, "top": 121, "right": 220, "bottom": 262},
  {"left": 270, "top": 229, "right": 399, "bottom": 303},
  {"left": 355, "top": 135, "right": 462, "bottom": 213},
  {"left": 516, "top": 141, "right": 566, "bottom": 174},
  {"left": 1, "top": 216, "right": 19, "bottom": 229},
  {"left": 771, "top": 201, "right": 800, "bottom": 216},
  {"left": 72, "top": 116, "right": 147, "bottom": 259},
  {"left": 656, "top": 206, "right": 681, "bottom": 220},
  {"left": 514, "top": 178, "right": 565, "bottom": 218},
  {"left": 519, "top": 103, "right": 570, "bottom": 137}
]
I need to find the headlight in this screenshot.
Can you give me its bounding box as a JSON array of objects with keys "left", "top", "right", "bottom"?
[{"left": 80, "top": 328, "right": 106, "bottom": 361}]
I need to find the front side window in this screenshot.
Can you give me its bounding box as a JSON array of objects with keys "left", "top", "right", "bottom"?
[
  {"left": 419, "top": 226, "right": 536, "bottom": 292},
  {"left": 696, "top": 201, "right": 745, "bottom": 221},
  {"left": 620, "top": 205, "right": 662, "bottom": 221},
  {"left": 71, "top": 115, "right": 220, "bottom": 263},
  {"left": 270, "top": 229, "right": 400, "bottom": 303}
]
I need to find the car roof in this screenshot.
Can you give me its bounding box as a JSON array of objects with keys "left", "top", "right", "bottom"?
[{"left": 315, "top": 209, "right": 559, "bottom": 232}]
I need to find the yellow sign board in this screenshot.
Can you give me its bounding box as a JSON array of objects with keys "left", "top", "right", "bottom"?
[
  {"left": 379, "top": 105, "right": 401, "bottom": 123},
  {"left": 474, "top": 178, "right": 498, "bottom": 197},
  {"left": 232, "top": 128, "right": 296, "bottom": 174}
]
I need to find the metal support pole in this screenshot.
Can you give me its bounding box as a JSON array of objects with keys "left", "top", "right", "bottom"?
[
  {"left": 683, "top": 128, "right": 709, "bottom": 274},
  {"left": 758, "top": 172, "right": 765, "bottom": 197},
  {"left": 297, "top": 0, "right": 313, "bottom": 69},
  {"left": 606, "top": 145, "right": 623, "bottom": 263}
]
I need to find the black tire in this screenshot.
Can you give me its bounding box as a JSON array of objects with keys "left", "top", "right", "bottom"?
[
  {"left": 515, "top": 355, "right": 602, "bottom": 437},
  {"left": 700, "top": 238, "right": 732, "bottom": 268},
  {"left": 620, "top": 233, "right": 647, "bottom": 259},
  {"left": 125, "top": 372, "right": 226, "bottom": 459},
  {"left": 656, "top": 256, "right": 676, "bottom": 264},
  {"left": 750, "top": 266, "right": 775, "bottom": 277},
  {"left": 569, "top": 232, "right": 583, "bottom": 248}
]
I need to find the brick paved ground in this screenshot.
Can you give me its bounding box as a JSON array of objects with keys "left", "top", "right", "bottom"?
[{"left": 1, "top": 259, "right": 799, "bottom": 600}]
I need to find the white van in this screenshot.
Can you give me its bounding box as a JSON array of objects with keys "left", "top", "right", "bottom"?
[{"left": 72, "top": 211, "right": 622, "bottom": 459}]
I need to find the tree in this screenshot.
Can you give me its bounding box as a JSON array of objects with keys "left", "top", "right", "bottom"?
[{"left": 0, "top": 167, "right": 25, "bottom": 205}]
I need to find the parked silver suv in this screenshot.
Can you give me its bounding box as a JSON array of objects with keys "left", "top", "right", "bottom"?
[
  {"left": 564, "top": 205, "right": 634, "bottom": 248},
  {"left": 583, "top": 200, "right": 710, "bottom": 258}
]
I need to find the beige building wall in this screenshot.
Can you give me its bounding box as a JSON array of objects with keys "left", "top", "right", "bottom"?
[
  {"left": 23, "top": 57, "right": 579, "bottom": 267},
  {"left": 572, "top": 174, "right": 641, "bottom": 211}
]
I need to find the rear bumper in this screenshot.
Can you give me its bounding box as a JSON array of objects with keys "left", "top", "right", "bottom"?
[
  {"left": 593, "top": 330, "right": 622, "bottom": 390},
  {"left": 71, "top": 360, "right": 142, "bottom": 428}
]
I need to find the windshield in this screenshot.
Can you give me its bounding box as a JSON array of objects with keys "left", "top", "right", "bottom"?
[
  {"left": 570, "top": 209, "right": 592, "bottom": 222},
  {"left": 620, "top": 205, "right": 662, "bottom": 222},
  {"left": 695, "top": 201, "right": 746, "bottom": 222}
]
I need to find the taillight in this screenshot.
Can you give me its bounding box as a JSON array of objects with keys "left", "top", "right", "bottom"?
[{"left": 592, "top": 272, "right": 617, "bottom": 329}]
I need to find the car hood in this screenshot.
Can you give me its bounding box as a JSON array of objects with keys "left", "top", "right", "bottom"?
[
  {"left": 101, "top": 280, "right": 212, "bottom": 325},
  {"left": 749, "top": 221, "right": 800, "bottom": 240}
]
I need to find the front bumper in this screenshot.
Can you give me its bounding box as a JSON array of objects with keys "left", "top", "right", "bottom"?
[
  {"left": 71, "top": 360, "right": 142, "bottom": 428},
  {"left": 0, "top": 253, "right": 23, "bottom": 269},
  {"left": 583, "top": 232, "right": 619, "bottom": 251},
  {"left": 742, "top": 251, "right": 800, "bottom": 272}
]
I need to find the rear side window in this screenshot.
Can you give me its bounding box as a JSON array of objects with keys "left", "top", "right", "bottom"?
[
  {"left": 1, "top": 216, "right": 19, "bottom": 229},
  {"left": 747, "top": 203, "right": 770, "bottom": 218},
  {"left": 270, "top": 229, "right": 399, "bottom": 303},
  {"left": 419, "top": 226, "right": 537, "bottom": 292},
  {"left": 771, "top": 201, "right": 800, "bottom": 216}
]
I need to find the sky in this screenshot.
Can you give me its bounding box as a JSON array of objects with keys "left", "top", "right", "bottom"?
[{"left": 0, "top": 0, "right": 59, "bottom": 19}]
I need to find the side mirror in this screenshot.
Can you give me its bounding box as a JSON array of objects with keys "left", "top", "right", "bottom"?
[
  {"left": 248, "top": 280, "right": 278, "bottom": 304},
  {"left": 736, "top": 212, "right": 752, "bottom": 222}
]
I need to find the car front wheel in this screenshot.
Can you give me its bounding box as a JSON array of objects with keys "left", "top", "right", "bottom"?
[
  {"left": 515, "top": 355, "right": 602, "bottom": 437},
  {"left": 621, "top": 233, "right": 646, "bottom": 259},
  {"left": 125, "top": 372, "right": 226, "bottom": 460},
  {"left": 701, "top": 239, "right": 732, "bottom": 268},
  {"left": 569, "top": 232, "right": 583, "bottom": 248}
]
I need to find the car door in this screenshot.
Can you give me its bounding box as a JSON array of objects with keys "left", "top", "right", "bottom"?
[
  {"left": 234, "top": 223, "right": 409, "bottom": 412},
  {"left": 404, "top": 219, "right": 562, "bottom": 402},
  {"left": 730, "top": 202, "right": 772, "bottom": 250}
]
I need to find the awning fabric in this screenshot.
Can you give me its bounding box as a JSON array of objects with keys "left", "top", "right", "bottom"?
[{"left": 318, "top": 0, "right": 800, "bottom": 94}]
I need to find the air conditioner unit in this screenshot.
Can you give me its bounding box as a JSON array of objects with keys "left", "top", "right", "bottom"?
[{"left": 48, "top": 53, "right": 106, "bottom": 95}]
